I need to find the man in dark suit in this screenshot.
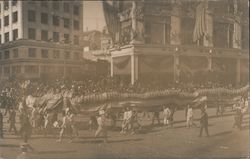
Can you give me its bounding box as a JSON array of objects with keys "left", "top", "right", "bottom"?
[
  {"left": 199, "top": 107, "right": 209, "bottom": 137},
  {"left": 0, "top": 111, "right": 3, "bottom": 138}
]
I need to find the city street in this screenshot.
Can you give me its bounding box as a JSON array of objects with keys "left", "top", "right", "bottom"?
[{"left": 0, "top": 108, "right": 249, "bottom": 159}]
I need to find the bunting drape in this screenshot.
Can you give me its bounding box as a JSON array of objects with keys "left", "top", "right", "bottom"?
[
  {"left": 193, "top": 1, "right": 208, "bottom": 42},
  {"left": 102, "top": 0, "right": 120, "bottom": 42}
]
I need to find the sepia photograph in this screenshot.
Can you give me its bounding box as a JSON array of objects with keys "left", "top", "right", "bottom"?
[{"left": 0, "top": 0, "right": 249, "bottom": 159}]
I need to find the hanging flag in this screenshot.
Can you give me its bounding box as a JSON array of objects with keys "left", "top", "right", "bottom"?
[
  {"left": 102, "top": 0, "right": 120, "bottom": 43},
  {"left": 193, "top": 1, "right": 208, "bottom": 42}
]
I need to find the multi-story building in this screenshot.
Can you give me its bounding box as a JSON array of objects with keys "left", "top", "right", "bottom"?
[
  {"left": 105, "top": 0, "right": 249, "bottom": 85},
  {"left": 0, "top": 0, "right": 83, "bottom": 80}
]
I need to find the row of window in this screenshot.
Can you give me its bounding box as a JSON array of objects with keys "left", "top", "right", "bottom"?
[
  {"left": 0, "top": 1, "right": 80, "bottom": 16},
  {"left": 143, "top": 16, "right": 248, "bottom": 49},
  {"left": 28, "top": 10, "right": 80, "bottom": 30},
  {"left": 30, "top": 1, "right": 80, "bottom": 16},
  {"left": 0, "top": 48, "right": 81, "bottom": 60},
  {"left": 0, "top": 29, "right": 18, "bottom": 43},
  {"left": 28, "top": 28, "right": 80, "bottom": 45},
  {"left": 0, "top": 12, "right": 18, "bottom": 28},
  {"left": 0, "top": 65, "right": 81, "bottom": 76},
  {"left": 0, "top": 28, "right": 79, "bottom": 45},
  {"left": 0, "top": 0, "right": 18, "bottom": 13}
]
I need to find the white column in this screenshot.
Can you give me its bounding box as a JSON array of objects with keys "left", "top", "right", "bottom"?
[
  {"left": 236, "top": 58, "right": 241, "bottom": 84},
  {"left": 38, "top": 65, "right": 41, "bottom": 78},
  {"left": 208, "top": 56, "right": 212, "bottom": 71},
  {"left": 18, "top": 1, "right": 23, "bottom": 39},
  {"left": 131, "top": 1, "right": 136, "bottom": 44},
  {"left": 135, "top": 55, "right": 138, "bottom": 80},
  {"left": 110, "top": 57, "right": 114, "bottom": 77},
  {"left": 131, "top": 55, "right": 135, "bottom": 85},
  {"left": 174, "top": 54, "right": 179, "bottom": 82},
  {"left": 9, "top": 1, "right": 13, "bottom": 41}
]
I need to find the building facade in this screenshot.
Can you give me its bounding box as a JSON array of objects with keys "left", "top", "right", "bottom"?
[
  {"left": 0, "top": 0, "right": 83, "bottom": 80},
  {"left": 106, "top": 0, "right": 249, "bottom": 85}
]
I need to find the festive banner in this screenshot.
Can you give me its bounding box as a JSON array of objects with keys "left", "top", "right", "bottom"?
[
  {"left": 102, "top": 0, "right": 120, "bottom": 42},
  {"left": 139, "top": 56, "right": 174, "bottom": 73},
  {"left": 193, "top": 1, "right": 208, "bottom": 42},
  {"left": 113, "top": 56, "right": 131, "bottom": 75},
  {"left": 180, "top": 56, "right": 208, "bottom": 74}
]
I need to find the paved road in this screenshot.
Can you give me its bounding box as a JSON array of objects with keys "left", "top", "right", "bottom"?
[{"left": 0, "top": 108, "right": 249, "bottom": 159}]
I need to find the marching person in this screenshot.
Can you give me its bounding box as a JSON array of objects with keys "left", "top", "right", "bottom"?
[
  {"left": 0, "top": 110, "right": 3, "bottom": 138},
  {"left": 151, "top": 109, "right": 160, "bottom": 126},
  {"left": 95, "top": 109, "right": 108, "bottom": 143},
  {"left": 163, "top": 106, "right": 171, "bottom": 127},
  {"left": 121, "top": 107, "right": 132, "bottom": 134},
  {"left": 8, "top": 107, "right": 18, "bottom": 135},
  {"left": 19, "top": 109, "right": 32, "bottom": 143},
  {"left": 198, "top": 107, "right": 209, "bottom": 137},
  {"left": 186, "top": 105, "right": 197, "bottom": 128},
  {"left": 56, "top": 108, "right": 73, "bottom": 143},
  {"left": 130, "top": 109, "right": 142, "bottom": 134},
  {"left": 233, "top": 107, "right": 243, "bottom": 130}
]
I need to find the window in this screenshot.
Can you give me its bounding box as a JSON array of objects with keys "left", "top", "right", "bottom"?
[
  {"left": 41, "top": 1, "right": 48, "bottom": 8},
  {"left": 12, "top": 65, "right": 21, "bottom": 74},
  {"left": 181, "top": 17, "right": 196, "bottom": 45},
  {"left": 63, "top": 2, "right": 70, "bottom": 13},
  {"left": 4, "top": 67, "right": 10, "bottom": 76},
  {"left": 73, "top": 20, "right": 79, "bottom": 30},
  {"left": 64, "top": 51, "right": 70, "bottom": 59},
  {"left": 53, "top": 32, "right": 59, "bottom": 42},
  {"left": 12, "top": 12, "right": 18, "bottom": 23},
  {"left": 73, "top": 52, "right": 80, "bottom": 60},
  {"left": 4, "top": 15, "right": 9, "bottom": 26},
  {"left": 28, "top": 48, "right": 36, "bottom": 58},
  {"left": 53, "top": 15, "right": 60, "bottom": 26},
  {"left": 53, "top": 50, "right": 60, "bottom": 59},
  {"left": 41, "top": 49, "right": 49, "bottom": 58},
  {"left": 73, "top": 35, "right": 79, "bottom": 45},
  {"left": 145, "top": 17, "right": 170, "bottom": 45},
  {"left": 12, "top": 29, "right": 18, "bottom": 41},
  {"left": 25, "top": 65, "right": 39, "bottom": 74},
  {"left": 41, "top": 13, "right": 48, "bottom": 24},
  {"left": 28, "top": 10, "right": 36, "bottom": 22},
  {"left": 5, "top": 32, "right": 9, "bottom": 42},
  {"left": 28, "top": 28, "right": 36, "bottom": 40},
  {"left": 4, "top": 1, "right": 9, "bottom": 10},
  {"left": 242, "top": 25, "right": 249, "bottom": 50},
  {"left": 63, "top": 18, "right": 70, "bottom": 28},
  {"left": 12, "top": 0, "right": 17, "bottom": 6},
  {"left": 4, "top": 50, "right": 10, "bottom": 59},
  {"left": 213, "top": 22, "right": 233, "bottom": 48},
  {"left": 52, "top": 1, "right": 60, "bottom": 10},
  {"left": 13, "top": 49, "right": 18, "bottom": 58},
  {"left": 73, "top": 5, "right": 79, "bottom": 16},
  {"left": 41, "top": 30, "right": 48, "bottom": 41},
  {"left": 64, "top": 34, "right": 70, "bottom": 44}
]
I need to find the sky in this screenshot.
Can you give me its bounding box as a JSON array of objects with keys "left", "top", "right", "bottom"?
[{"left": 83, "top": 1, "right": 106, "bottom": 32}]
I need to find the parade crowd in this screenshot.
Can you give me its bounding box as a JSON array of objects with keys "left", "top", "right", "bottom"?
[{"left": 0, "top": 77, "right": 249, "bottom": 148}]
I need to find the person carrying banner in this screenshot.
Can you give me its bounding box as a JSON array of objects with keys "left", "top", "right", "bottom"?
[{"left": 95, "top": 110, "right": 108, "bottom": 143}]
